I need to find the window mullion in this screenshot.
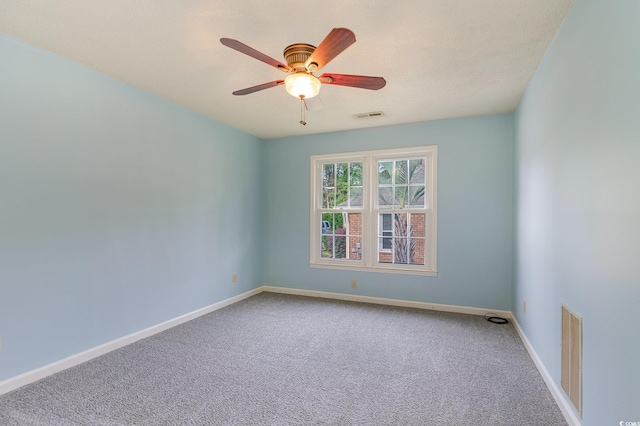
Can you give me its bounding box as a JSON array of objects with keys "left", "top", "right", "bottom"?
[{"left": 365, "top": 154, "right": 377, "bottom": 267}]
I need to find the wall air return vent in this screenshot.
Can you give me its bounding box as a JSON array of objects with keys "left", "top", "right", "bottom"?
[{"left": 561, "top": 304, "right": 582, "bottom": 417}]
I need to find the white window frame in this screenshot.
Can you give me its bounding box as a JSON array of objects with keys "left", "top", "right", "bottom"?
[{"left": 310, "top": 145, "right": 437, "bottom": 276}]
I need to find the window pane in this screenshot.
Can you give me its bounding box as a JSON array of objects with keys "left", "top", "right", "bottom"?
[
  {"left": 347, "top": 213, "right": 362, "bottom": 236},
  {"left": 337, "top": 163, "right": 349, "bottom": 182},
  {"left": 409, "top": 186, "right": 425, "bottom": 208},
  {"left": 382, "top": 236, "right": 392, "bottom": 250},
  {"left": 349, "top": 236, "right": 362, "bottom": 260},
  {"left": 393, "top": 237, "right": 410, "bottom": 264},
  {"left": 395, "top": 160, "right": 408, "bottom": 184},
  {"left": 382, "top": 213, "right": 392, "bottom": 231},
  {"left": 378, "top": 187, "right": 393, "bottom": 207},
  {"left": 394, "top": 186, "right": 408, "bottom": 208},
  {"left": 322, "top": 213, "right": 335, "bottom": 232},
  {"left": 409, "top": 213, "right": 426, "bottom": 237},
  {"left": 323, "top": 164, "right": 334, "bottom": 187},
  {"left": 350, "top": 162, "right": 363, "bottom": 186},
  {"left": 409, "top": 158, "right": 425, "bottom": 184},
  {"left": 334, "top": 235, "right": 347, "bottom": 259},
  {"left": 378, "top": 161, "right": 392, "bottom": 184},
  {"left": 394, "top": 213, "right": 408, "bottom": 237},
  {"left": 323, "top": 163, "right": 337, "bottom": 208},
  {"left": 337, "top": 163, "right": 349, "bottom": 176},
  {"left": 410, "top": 238, "right": 425, "bottom": 265},
  {"left": 379, "top": 241, "right": 393, "bottom": 263},
  {"left": 333, "top": 213, "right": 340, "bottom": 230},
  {"left": 379, "top": 213, "right": 393, "bottom": 251},
  {"left": 350, "top": 186, "right": 363, "bottom": 207},
  {"left": 321, "top": 212, "right": 342, "bottom": 236},
  {"left": 321, "top": 235, "right": 333, "bottom": 258},
  {"left": 323, "top": 187, "right": 335, "bottom": 208},
  {"left": 335, "top": 163, "right": 349, "bottom": 207}
]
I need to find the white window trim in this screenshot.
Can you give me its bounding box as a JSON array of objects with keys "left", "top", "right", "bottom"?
[{"left": 309, "top": 146, "right": 437, "bottom": 276}]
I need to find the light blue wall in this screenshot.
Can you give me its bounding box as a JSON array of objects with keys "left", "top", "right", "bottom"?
[
  {"left": 263, "top": 115, "right": 514, "bottom": 310},
  {"left": 514, "top": 1, "right": 640, "bottom": 424},
  {"left": 0, "top": 35, "right": 263, "bottom": 381}
]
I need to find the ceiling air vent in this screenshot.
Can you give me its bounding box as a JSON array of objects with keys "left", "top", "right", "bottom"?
[{"left": 354, "top": 111, "right": 385, "bottom": 119}]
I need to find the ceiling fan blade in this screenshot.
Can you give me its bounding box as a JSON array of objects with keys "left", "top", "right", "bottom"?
[
  {"left": 221, "top": 38, "right": 291, "bottom": 72},
  {"left": 305, "top": 28, "right": 356, "bottom": 72},
  {"left": 319, "top": 74, "right": 386, "bottom": 90},
  {"left": 232, "top": 80, "right": 284, "bottom": 96}
]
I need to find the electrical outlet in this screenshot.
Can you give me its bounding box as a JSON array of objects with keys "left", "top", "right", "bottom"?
[
  {"left": 232, "top": 273, "right": 237, "bottom": 283},
  {"left": 523, "top": 300, "right": 527, "bottom": 313},
  {"left": 351, "top": 279, "right": 357, "bottom": 289}
]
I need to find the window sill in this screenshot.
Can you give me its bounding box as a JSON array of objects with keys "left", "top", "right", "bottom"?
[{"left": 310, "top": 261, "right": 437, "bottom": 277}]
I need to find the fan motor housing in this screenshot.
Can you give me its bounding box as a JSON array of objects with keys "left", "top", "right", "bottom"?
[{"left": 283, "top": 43, "right": 316, "bottom": 71}]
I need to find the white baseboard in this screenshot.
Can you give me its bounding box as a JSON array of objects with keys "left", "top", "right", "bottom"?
[
  {"left": 2, "top": 283, "right": 579, "bottom": 426},
  {"left": 0, "top": 287, "right": 262, "bottom": 395},
  {"left": 510, "top": 316, "right": 581, "bottom": 426},
  {"left": 263, "top": 286, "right": 512, "bottom": 318}
]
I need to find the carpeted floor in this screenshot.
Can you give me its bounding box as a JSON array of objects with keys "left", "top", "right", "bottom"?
[{"left": 0, "top": 292, "right": 567, "bottom": 425}]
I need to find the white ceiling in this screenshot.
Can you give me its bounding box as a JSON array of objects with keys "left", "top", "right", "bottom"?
[{"left": 0, "top": 0, "right": 573, "bottom": 140}]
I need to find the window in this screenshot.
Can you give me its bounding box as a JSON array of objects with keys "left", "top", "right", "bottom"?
[{"left": 310, "top": 146, "right": 437, "bottom": 276}]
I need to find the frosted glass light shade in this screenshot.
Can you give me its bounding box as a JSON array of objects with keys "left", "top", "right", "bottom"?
[{"left": 284, "top": 73, "right": 321, "bottom": 99}]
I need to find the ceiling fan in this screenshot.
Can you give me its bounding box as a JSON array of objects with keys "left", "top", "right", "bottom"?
[{"left": 220, "top": 28, "right": 386, "bottom": 123}]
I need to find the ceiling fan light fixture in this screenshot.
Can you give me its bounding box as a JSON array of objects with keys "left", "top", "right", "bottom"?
[{"left": 284, "top": 72, "right": 321, "bottom": 99}]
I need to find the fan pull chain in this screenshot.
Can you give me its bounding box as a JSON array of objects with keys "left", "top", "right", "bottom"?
[{"left": 299, "top": 95, "right": 307, "bottom": 126}]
